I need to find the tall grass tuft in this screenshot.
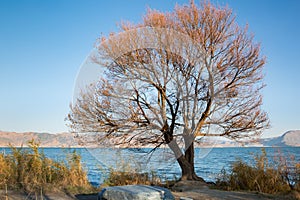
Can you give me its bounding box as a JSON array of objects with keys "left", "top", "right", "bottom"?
[
  {"left": 0, "top": 139, "right": 94, "bottom": 195},
  {"left": 102, "top": 154, "right": 162, "bottom": 187},
  {"left": 216, "top": 148, "right": 300, "bottom": 195}
]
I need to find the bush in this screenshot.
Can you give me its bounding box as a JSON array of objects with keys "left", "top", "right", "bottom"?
[
  {"left": 216, "top": 148, "right": 300, "bottom": 195},
  {"left": 0, "top": 139, "right": 94, "bottom": 195},
  {"left": 102, "top": 154, "right": 162, "bottom": 187},
  {"left": 104, "top": 169, "right": 160, "bottom": 186}
]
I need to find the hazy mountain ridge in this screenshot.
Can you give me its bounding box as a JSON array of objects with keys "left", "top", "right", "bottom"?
[
  {"left": 0, "top": 131, "right": 78, "bottom": 147},
  {"left": 260, "top": 130, "right": 300, "bottom": 147},
  {"left": 0, "top": 130, "right": 299, "bottom": 147}
]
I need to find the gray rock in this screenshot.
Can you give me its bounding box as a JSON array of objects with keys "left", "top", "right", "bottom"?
[{"left": 98, "top": 185, "right": 175, "bottom": 200}]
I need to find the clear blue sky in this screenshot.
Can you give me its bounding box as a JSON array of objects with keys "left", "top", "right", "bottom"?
[{"left": 0, "top": 0, "right": 299, "bottom": 137}]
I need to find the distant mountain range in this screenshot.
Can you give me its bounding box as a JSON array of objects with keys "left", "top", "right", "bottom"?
[
  {"left": 197, "top": 130, "right": 300, "bottom": 147},
  {"left": 260, "top": 130, "right": 300, "bottom": 147},
  {"left": 0, "top": 130, "right": 299, "bottom": 148},
  {"left": 0, "top": 131, "right": 78, "bottom": 147}
]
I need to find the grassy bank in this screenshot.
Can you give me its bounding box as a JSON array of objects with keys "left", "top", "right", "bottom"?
[
  {"left": 215, "top": 148, "right": 300, "bottom": 196},
  {"left": 1, "top": 141, "right": 299, "bottom": 199},
  {"left": 0, "top": 139, "right": 95, "bottom": 197}
]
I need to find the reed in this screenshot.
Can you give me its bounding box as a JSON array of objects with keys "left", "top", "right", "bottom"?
[
  {"left": 102, "top": 154, "right": 162, "bottom": 187},
  {"left": 216, "top": 148, "right": 300, "bottom": 195},
  {"left": 0, "top": 139, "right": 94, "bottom": 195}
]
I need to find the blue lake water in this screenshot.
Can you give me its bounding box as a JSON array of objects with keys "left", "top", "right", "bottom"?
[{"left": 0, "top": 147, "right": 299, "bottom": 187}]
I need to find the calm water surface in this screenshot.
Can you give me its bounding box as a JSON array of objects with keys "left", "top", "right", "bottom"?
[{"left": 1, "top": 147, "right": 299, "bottom": 186}]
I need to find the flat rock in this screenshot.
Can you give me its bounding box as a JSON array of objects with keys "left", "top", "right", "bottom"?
[
  {"left": 172, "top": 180, "right": 208, "bottom": 192},
  {"left": 98, "top": 185, "right": 175, "bottom": 200}
]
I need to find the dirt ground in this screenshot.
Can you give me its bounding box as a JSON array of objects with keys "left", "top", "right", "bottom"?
[
  {"left": 1, "top": 181, "right": 299, "bottom": 200},
  {"left": 170, "top": 181, "right": 299, "bottom": 200}
]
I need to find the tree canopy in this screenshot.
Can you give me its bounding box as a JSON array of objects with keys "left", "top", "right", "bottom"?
[{"left": 68, "top": 1, "right": 269, "bottom": 180}]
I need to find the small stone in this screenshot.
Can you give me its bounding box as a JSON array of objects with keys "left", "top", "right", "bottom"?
[{"left": 180, "top": 197, "right": 193, "bottom": 200}]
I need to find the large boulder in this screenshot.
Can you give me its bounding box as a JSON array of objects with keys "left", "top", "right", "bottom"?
[{"left": 98, "top": 185, "right": 175, "bottom": 200}]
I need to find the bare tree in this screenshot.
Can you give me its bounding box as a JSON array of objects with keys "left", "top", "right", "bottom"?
[{"left": 68, "top": 1, "right": 269, "bottom": 181}]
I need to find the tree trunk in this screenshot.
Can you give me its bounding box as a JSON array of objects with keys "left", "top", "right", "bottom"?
[{"left": 176, "top": 142, "right": 205, "bottom": 181}]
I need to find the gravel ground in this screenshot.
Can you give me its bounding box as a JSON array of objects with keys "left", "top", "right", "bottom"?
[{"left": 1, "top": 181, "right": 299, "bottom": 200}]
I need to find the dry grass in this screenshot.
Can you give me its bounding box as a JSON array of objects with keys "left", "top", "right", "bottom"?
[
  {"left": 103, "top": 169, "right": 161, "bottom": 187},
  {"left": 102, "top": 156, "right": 163, "bottom": 187},
  {"left": 0, "top": 139, "right": 95, "bottom": 196},
  {"left": 216, "top": 148, "right": 300, "bottom": 196}
]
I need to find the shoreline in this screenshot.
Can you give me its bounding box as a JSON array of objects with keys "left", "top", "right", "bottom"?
[{"left": 1, "top": 145, "right": 299, "bottom": 148}]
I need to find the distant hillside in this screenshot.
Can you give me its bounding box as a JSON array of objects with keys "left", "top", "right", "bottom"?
[
  {"left": 193, "top": 130, "right": 300, "bottom": 147},
  {"left": 260, "top": 130, "right": 300, "bottom": 147},
  {"left": 0, "top": 131, "right": 78, "bottom": 147},
  {"left": 0, "top": 130, "right": 299, "bottom": 147}
]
